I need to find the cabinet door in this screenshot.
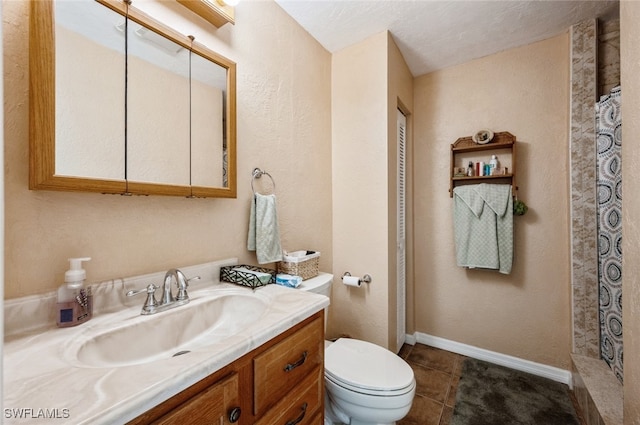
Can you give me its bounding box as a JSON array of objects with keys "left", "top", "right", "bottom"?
[
  {"left": 309, "top": 413, "right": 324, "bottom": 425},
  {"left": 254, "top": 366, "right": 323, "bottom": 425},
  {"left": 54, "top": 0, "right": 126, "bottom": 181},
  {"left": 155, "top": 373, "right": 240, "bottom": 425},
  {"left": 253, "top": 317, "right": 323, "bottom": 416}
]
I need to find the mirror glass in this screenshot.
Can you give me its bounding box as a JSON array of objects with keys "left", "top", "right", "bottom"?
[
  {"left": 190, "top": 50, "right": 227, "bottom": 188},
  {"left": 126, "top": 20, "right": 191, "bottom": 186},
  {"left": 54, "top": 0, "right": 125, "bottom": 180}
]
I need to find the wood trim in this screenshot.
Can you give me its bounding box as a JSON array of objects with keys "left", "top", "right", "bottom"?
[
  {"left": 126, "top": 181, "right": 192, "bottom": 197},
  {"left": 190, "top": 185, "right": 236, "bottom": 198},
  {"left": 451, "top": 131, "right": 515, "bottom": 153},
  {"left": 30, "top": 0, "right": 127, "bottom": 194},
  {"left": 126, "top": 6, "right": 193, "bottom": 50},
  {"left": 30, "top": 0, "right": 237, "bottom": 198},
  {"left": 95, "top": 0, "right": 127, "bottom": 15},
  {"left": 189, "top": 41, "right": 237, "bottom": 199},
  {"left": 29, "top": 1, "right": 55, "bottom": 191},
  {"left": 176, "top": 0, "right": 235, "bottom": 28}
]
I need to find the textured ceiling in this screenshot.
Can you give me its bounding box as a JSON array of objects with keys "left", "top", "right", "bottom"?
[{"left": 274, "top": 0, "right": 619, "bottom": 77}]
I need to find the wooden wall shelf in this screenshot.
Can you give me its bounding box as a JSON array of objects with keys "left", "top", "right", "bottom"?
[
  {"left": 177, "top": 0, "right": 235, "bottom": 28},
  {"left": 450, "top": 131, "right": 518, "bottom": 197}
]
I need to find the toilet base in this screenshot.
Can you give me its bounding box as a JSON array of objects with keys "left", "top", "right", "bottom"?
[
  {"left": 324, "top": 390, "right": 405, "bottom": 425},
  {"left": 324, "top": 415, "right": 396, "bottom": 425}
]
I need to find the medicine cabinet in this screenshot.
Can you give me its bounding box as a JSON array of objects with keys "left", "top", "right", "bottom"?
[
  {"left": 449, "top": 131, "right": 517, "bottom": 197},
  {"left": 29, "top": 0, "right": 237, "bottom": 198}
]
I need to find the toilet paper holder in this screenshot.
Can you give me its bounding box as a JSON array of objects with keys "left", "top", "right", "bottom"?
[{"left": 342, "top": 272, "right": 372, "bottom": 285}]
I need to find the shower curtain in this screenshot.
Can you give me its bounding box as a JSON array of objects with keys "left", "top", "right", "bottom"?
[{"left": 596, "top": 85, "right": 623, "bottom": 383}]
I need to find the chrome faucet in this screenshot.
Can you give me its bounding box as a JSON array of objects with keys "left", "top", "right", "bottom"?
[
  {"left": 127, "top": 268, "right": 200, "bottom": 315},
  {"left": 161, "top": 268, "right": 182, "bottom": 305}
]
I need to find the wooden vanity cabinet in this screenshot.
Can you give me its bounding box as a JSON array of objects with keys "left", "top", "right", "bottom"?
[
  {"left": 154, "top": 373, "right": 240, "bottom": 425},
  {"left": 128, "top": 311, "right": 324, "bottom": 425},
  {"left": 254, "top": 317, "right": 323, "bottom": 416}
]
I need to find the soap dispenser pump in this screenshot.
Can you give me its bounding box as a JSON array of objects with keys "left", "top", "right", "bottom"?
[{"left": 56, "top": 257, "right": 93, "bottom": 328}]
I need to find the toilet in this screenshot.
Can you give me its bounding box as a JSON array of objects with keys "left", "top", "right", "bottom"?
[{"left": 298, "top": 273, "right": 416, "bottom": 425}]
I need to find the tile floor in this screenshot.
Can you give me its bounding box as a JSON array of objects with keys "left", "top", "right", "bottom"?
[
  {"left": 397, "top": 343, "right": 465, "bottom": 425},
  {"left": 396, "top": 343, "right": 587, "bottom": 425}
]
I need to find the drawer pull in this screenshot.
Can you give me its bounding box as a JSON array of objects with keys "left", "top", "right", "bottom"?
[
  {"left": 284, "top": 351, "right": 308, "bottom": 372},
  {"left": 228, "top": 406, "right": 241, "bottom": 423},
  {"left": 285, "top": 402, "right": 307, "bottom": 425}
]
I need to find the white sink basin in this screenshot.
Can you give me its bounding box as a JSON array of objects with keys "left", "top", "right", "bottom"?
[{"left": 70, "top": 289, "right": 268, "bottom": 367}]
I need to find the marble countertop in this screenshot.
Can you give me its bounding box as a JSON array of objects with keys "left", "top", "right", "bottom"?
[{"left": 4, "top": 260, "right": 329, "bottom": 424}]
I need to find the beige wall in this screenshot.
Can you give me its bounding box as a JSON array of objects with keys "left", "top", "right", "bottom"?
[
  {"left": 387, "top": 33, "right": 414, "bottom": 351},
  {"left": 3, "top": 0, "right": 332, "bottom": 298},
  {"left": 621, "top": 1, "right": 640, "bottom": 422},
  {"left": 413, "top": 34, "right": 572, "bottom": 369},
  {"left": 330, "top": 31, "right": 412, "bottom": 352},
  {"left": 331, "top": 31, "right": 389, "bottom": 348}
]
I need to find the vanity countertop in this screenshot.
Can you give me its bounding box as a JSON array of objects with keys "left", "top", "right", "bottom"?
[{"left": 4, "top": 275, "right": 328, "bottom": 424}]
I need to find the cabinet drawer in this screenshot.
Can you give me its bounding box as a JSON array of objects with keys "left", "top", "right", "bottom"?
[
  {"left": 255, "top": 366, "right": 323, "bottom": 425},
  {"left": 254, "top": 316, "right": 323, "bottom": 415},
  {"left": 154, "top": 372, "right": 240, "bottom": 425},
  {"left": 309, "top": 412, "right": 324, "bottom": 425}
]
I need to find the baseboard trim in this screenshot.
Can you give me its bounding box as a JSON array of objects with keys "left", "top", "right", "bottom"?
[
  {"left": 404, "top": 333, "right": 417, "bottom": 345},
  {"left": 407, "top": 332, "right": 573, "bottom": 387}
]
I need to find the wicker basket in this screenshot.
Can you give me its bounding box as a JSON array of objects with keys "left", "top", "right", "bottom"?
[
  {"left": 277, "top": 251, "right": 320, "bottom": 280},
  {"left": 220, "top": 265, "right": 276, "bottom": 289}
]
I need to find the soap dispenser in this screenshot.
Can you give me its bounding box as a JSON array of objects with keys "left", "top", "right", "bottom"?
[{"left": 56, "top": 257, "right": 93, "bottom": 328}]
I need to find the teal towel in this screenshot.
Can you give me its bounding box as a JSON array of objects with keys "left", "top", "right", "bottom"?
[
  {"left": 453, "top": 184, "right": 513, "bottom": 274},
  {"left": 248, "top": 193, "right": 283, "bottom": 264}
]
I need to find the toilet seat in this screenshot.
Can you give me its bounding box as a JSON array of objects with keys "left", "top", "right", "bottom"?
[
  {"left": 325, "top": 371, "right": 415, "bottom": 398},
  {"left": 325, "top": 338, "right": 415, "bottom": 396}
]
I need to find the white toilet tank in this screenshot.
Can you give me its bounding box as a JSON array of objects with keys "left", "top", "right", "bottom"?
[
  {"left": 298, "top": 272, "right": 333, "bottom": 297},
  {"left": 298, "top": 273, "right": 332, "bottom": 329}
]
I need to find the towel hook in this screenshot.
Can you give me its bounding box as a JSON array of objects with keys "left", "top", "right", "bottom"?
[{"left": 251, "top": 168, "right": 276, "bottom": 195}]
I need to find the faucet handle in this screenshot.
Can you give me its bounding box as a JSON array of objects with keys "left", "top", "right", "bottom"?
[
  {"left": 126, "top": 283, "right": 158, "bottom": 315},
  {"left": 175, "top": 275, "right": 200, "bottom": 302},
  {"left": 126, "top": 283, "right": 158, "bottom": 297}
]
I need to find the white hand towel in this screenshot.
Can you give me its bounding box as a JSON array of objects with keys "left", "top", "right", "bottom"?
[{"left": 247, "top": 193, "right": 283, "bottom": 264}]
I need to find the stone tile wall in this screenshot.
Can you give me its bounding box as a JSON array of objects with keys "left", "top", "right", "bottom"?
[
  {"left": 571, "top": 18, "right": 623, "bottom": 425},
  {"left": 598, "top": 20, "right": 621, "bottom": 97},
  {"left": 572, "top": 354, "right": 623, "bottom": 425},
  {"left": 571, "top": 19, "right": 600, "bottom": 359}
]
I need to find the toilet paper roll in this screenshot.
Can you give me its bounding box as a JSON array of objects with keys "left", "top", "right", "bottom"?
[{"left": 342, "top": 276, "right": 361, "bottom": 287}]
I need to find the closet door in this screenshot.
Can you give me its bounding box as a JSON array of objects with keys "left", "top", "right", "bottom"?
[{"left": 396, "top": 109, "right": 407, "bottom": 352}]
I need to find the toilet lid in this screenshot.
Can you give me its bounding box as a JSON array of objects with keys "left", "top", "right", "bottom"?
[{"left": 325, "top": 338, "right": 414, "bottom": 392}]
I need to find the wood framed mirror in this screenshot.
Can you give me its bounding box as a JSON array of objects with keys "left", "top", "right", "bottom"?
[{"left": 29, "top": 0, "right": 237, "bottom": 198}]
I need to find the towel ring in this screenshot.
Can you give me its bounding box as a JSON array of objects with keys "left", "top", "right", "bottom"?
[{"left": 251, "top": 168, "right": 276, "bottom": 195}]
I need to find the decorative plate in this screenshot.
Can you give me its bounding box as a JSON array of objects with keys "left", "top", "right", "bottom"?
[{"left": 472, "top": 129, "right": 494, "bottom": 145}]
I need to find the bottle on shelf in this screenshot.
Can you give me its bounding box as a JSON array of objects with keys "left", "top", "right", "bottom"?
[{"left": 489, "top": 155, "right": 499, "bottom": 175}]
